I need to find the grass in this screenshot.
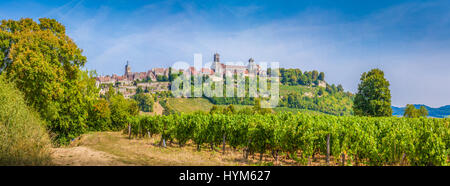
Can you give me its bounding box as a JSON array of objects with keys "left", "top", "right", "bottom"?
[
  {"left": 0, "top": 74, "right": 52, "bottom": 165},
  {"left": 167, "top": 98, "right": 214, "bottom": 113},
  {"left": 167, "top": 97, "right": 330, "bottom": 115},
  {"left": 167, "top": 97, "right": 252, "bottom": 113},
  {"left": 167, "top": 97, "right": 332, "bottom": 116},
  {"left": 279, "top": 84, "right": 315, "bottom": 97},
  {"left": 273, "top": 107, "right": 326, "bottom": 115}
]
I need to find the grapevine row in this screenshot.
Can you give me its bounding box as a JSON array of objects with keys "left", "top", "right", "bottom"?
[{"left": 126, "top": 113, "right": 449, "bottom": 166}]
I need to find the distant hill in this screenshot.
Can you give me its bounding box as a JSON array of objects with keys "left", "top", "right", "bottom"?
[{"left": 392, "top": 104, "right": 450, "bottom": 118}]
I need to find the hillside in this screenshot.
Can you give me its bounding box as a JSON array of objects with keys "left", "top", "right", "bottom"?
[
  {"left": 167, "top": 97, "right": 335, "bottom": 115},
  {"left": 392, "top": 104, "right": 450, "bottom": 118},
  {"left": 0, "top": 75, "right": 52, "bottom": 165}
]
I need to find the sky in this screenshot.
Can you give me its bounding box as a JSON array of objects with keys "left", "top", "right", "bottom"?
[{"left": 0, "top": 0, "right": 449, "bottom": 107}]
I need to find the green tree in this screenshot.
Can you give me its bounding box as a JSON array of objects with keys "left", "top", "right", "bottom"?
[
  {"left": 136, "top": 86, "right": 144, "bottom": 94},
  {"left": 132, "top": 93, "right": 154, "bottom": 112},
  {"left": 318, "top": 72, "right": 325, "bottom": 81},
  {"left": 87, "top": 98, "right": 112, "bottom": 131},
  {"left": 337, "top": 84, "right": 344, "bottom": 92},
  {"left": 109, "top": 94, "right": 139, "bottom": 130},
  {"left": 353, "top": 69, "right": 392, "bottom": 117},
  {"left": 317, "top": 87, "right": 324, "bottom": 96},
  {"left": 404, "top": 104, "right": 419, "bottom": 118},
  {"left": 0, "top": 18, "right": 98, "bottom": 143},
  {"left": 418, "top": 106, "right": 428, "bottom": 118},
  {"left": 312, "top": 70, "right": 319, "bottom": 81}
]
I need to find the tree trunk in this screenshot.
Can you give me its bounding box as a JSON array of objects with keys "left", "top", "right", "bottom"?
[
  {"left": 341, "top": 153, "right": 345, "bottom": 166},
  {"left": 197, "top": 144, "right": 201, "bottom": 151}
]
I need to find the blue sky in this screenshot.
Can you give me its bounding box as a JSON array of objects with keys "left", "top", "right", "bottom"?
[{"left": 1, "top": 0, "right": 449, "bottom": 107}]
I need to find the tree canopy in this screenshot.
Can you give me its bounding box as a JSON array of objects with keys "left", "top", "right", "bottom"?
[
  {"left": 0, "top": 18, "right": 98, "bottom": 144},
  {"left": 404, "top": 104, "right": 429, "bottom": 118},
  {"left": 353, "top": 68, "right": 392, "bottom": 117}
]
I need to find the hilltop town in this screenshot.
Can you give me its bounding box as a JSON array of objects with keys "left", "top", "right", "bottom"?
[{"left": 96, "top": 53, "right": 265, "bottom": 98}]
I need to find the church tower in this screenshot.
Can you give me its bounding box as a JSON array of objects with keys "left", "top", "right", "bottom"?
[
  {"left": 214, "top": 53, "right": 220, "bottom": 63},
  {"left": 247, "top": 57, "right": 257, "bottom": 73},
  {"left": 125, "top": 61, "right": 131, "bottom": 76},
  {"left": 211, "top": 53, "right": 222, "bottom": 73}
]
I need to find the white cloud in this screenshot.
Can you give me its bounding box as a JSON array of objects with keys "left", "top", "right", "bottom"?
[{"left": 50, "top": 0, "right": 450, "bottom": 107}]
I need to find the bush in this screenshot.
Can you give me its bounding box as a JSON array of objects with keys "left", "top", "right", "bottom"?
[
  {"left": 109, "top": 94, "right": 139, "bottom": 130},
  {"left": 0, "top": 75, "right": 52, "bottom": 165},
  {"left": 87, "top": 98, "right": 112, "bottom": 131}
]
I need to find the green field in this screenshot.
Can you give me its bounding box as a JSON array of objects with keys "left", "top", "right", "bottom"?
[
  {"left": 273, "top": 107, "right": 326, "bottom": 115},
  {"left": 167, "top": 97, "right": 329, "bottom": 115},
  {"left": 279, "top": 84, "right": 315, "bottom": 97},
  {"left": 167, "top": 98, "right": 252, "bottom": 113}
]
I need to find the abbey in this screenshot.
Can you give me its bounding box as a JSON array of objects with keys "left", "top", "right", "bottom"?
[
  {"left": 96, "top": 53, "right": 263, "bottom": 85},
  {"left": 210, "top": 53, "right": 262, "bottom": 76}
]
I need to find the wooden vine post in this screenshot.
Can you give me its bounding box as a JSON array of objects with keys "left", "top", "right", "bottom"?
[
  {"left": 128, "top": 123, "right": 131, "bottom": 139},
  {"left": 326, "top": 133, "right": 330, "bottom": 165},
  {"left": 222, "top": 133, "right": 226, "bottom": 155}
]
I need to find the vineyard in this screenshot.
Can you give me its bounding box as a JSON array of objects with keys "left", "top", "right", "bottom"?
[{"left": 126, "top": 113, "right": 449, "bottom": 166}]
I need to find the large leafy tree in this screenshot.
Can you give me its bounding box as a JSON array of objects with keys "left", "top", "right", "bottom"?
[
  {"left": 418, "top": 106, "right": 429, "bottom": 117},
  {"left": 353, "top": 68, "right": 392, "bottom": 117},
  {"left": 404, "top": 105, "right": 429, "bottom": 118},
  {"left": 132, "top": 92, "right": 154, "bottom": 112},
  {"left": 0, "top": 18, "right": 98, "bottom": 144},
  {"left": 404, "top": 104, "right": 419, "bottom": 118}
]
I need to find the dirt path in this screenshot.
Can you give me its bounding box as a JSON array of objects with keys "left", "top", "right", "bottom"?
[
  {"left": 50, "top": 131, "right": 345, "bottom": 166},
  {"left": 51, "top": 146, "right": 132, "bottom": 166},
  {"left": 50, "top": 132, "right": 256, "bottom": 166}
]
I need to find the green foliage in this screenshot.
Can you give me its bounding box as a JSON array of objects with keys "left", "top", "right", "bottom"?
[
  {"left": 132, "top": 92, "right": 154, "bottom": 112},
  {"left": 109, "top": 93, "right": 139, "bottom": 131},
  {"left": 127, "top": 112, "right": 449, "bottom": 166},
  {"left": 0, "top": 18, "right": 99, "bottom": 144},
  {"left": 278, "top": 68, "right": 327, "bottom": 86},
  {"left": 157, "top": 75, "right": 168, "bottom": 82},
  {"left": 87, "top": 98, "right": 112, "bottom": 131},
  {"left": 418, "top": 106, "right": 429, "bottom": 117},
  {"left": 0, "top": 75, "right": 51, "bottom": 165},
  {"left": 353, "top": 69, "right": 392, "bottom": 117},
  {"left": 404, "top": 104, "right": 428, "bottom": 118},
  {"left": 279, "top": 85, "right": 353, "bottom": 116},
  {"left": 252, "top": 98, "right": 273, "bottom": 114}
]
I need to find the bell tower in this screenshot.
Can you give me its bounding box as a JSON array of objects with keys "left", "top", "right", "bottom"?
[
  {"left": 125, "top": 61, "right": 131, "bottom": 76},
  {"left": 211, "top": 53, "right": 221, "bottom": 73},
  {"left": 214, "top": 53, "right": 220, "bottom": 63}
]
